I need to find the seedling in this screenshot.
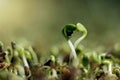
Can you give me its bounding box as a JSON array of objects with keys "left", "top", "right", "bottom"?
[
  {"left": 19, "top": 47, "right": 30, "bottom": 68},
  {"left": 62, "top": 23, "right": 87, "bottom": 67},
  {"left": 43, "top": 55, "right": 58, "bottom": 79},
  {"left": 28, "top": 46, "right": 38, "bottom": 65},
  {"left": 102, "top": 60, "right": 112, "bottom": 75},
  {"left": 74, "top": 23, "right": 87, "bottom": 48},
  {"left": 62, "top": 23, "right": 87, "bottom": 48}
]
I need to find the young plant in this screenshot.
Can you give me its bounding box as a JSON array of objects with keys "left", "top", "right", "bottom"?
[
  {"left": 74, "top": 23, "right": 87, "bottom": 48},
  {"left": 44, "top": 55, "right": 58, "bottom": 79},
  {"left": 102, "top": 60, "right": 112, "bottom": 75},
  {"left": 11, "top": 41, "right": 31, "bottom": 78},
  {"left": 62, "top": 23, "right": 87, "bottom": 67},
  {"left": 18, "top": 46, "right": 32, "bottom": 78},
  {"left": 28, "top": 46, "right": 38, "bottom": 65},
  {"left": 19, "top": 47, "right": 30, "bottom": 68}
]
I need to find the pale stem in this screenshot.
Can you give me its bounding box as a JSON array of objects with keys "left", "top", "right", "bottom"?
[
  {"left": 108, "top": 62, "right": 112, "bottom": 75},
  {"left": 68, "top": 40, "right": 79, "bottom": 67},
  {"left": 74, "top": 32, "right": 87, "bottom": 48},
  {"left": 68, "top": 40, "right": 77, "bottom": 59},
  {"left": 22, "top": 54, "right": 29, "bottom": 68}
]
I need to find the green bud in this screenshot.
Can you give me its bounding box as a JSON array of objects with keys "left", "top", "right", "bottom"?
[{"left": 62, "top": 24, "right": 76, "bottom": 40}]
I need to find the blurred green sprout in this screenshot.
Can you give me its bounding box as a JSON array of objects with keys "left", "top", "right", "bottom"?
[{"left": 62, "top": 23, "right": 87, "bottom": 67}]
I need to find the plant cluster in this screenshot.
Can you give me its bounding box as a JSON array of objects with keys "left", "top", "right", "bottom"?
[{"left": 0, "top": 23, "right": 120, "bottom": 80}]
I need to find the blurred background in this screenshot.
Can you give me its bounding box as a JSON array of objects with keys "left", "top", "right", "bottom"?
[{"left": 0, "top": 0, "right": 120, "bottom": 53}]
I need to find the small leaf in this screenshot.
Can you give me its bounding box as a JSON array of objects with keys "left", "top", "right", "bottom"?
[
  {"left": 62, "top": 24, "right": 76, "bottom": 40},
  {"left": 76, "top": 23, "right": 87, "bottom": 33},
  {"left": 74, "top": 23, "right": 87, "bottom": 48}
]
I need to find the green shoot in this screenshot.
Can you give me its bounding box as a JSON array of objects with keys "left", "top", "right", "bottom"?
[
  {"left": 28, "top": 46, "right": 38, "bottom": 65},
  {"left": 62, "top": 24, "right": 78, "bottom": 67},
  {"left": 62, "top": 23, "right": 87, "bottom": 67},
  {"left": 102, "top": 60, "right": 112, "bottom": 75},
  {"left": 74, "top": 23, "right": 87, "bottom": 48},
  {"left": 62, "top": 24, "right": 76, "bottom": 40},
  {"left": 24, "top": 51, "right": 32, "bottom": 61},
  {"left": 19, "top": 47, "right": 29, "bottom": 68}
]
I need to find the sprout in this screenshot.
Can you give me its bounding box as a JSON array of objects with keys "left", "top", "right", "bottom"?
[
  {"left": 28, "top": 46, "right": 38, "bottom": 65},
  {"left": 62, "top": 24, "right": 76, "bottom": 40},
  {"left": 44, "top": 55, "right": 56, "bottom": 68},
  {"left": 43, "top": 55, "right": 58, "bottom": 79},
  {"left": 102, "top": 60, "right": 112, "bottom": 75},
  {"left": 19, "top": 47, "right": 30, "bottom": 69},
  {"left": 62, "top": 23, "right": 87, "bottom": 67},
  {"left": 11, "top": 42, "right": 31, "bottom": 78},
  {"left": 62, "top": 24, "right": 78, "bottom": 67},
  {"left": 98, "top": 53, "right": 106, "bottom": 64},
  {"left": 11, "top": 41, "right": 19, "bottom": 57},
  {"left": 74, "top": 23, "right": 87, "bottom": 48},
  {"left": 24, "top": 51, "right": 32, "bottom": 61}
]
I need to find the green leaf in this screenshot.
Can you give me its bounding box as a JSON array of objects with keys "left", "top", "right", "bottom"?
[
  {"left": 76, "top": 23, "right": 87, "bottom": 33},
  {"left": 62, "top": 24, "right": 76, "bottom": 40},
  {"left": 74, "top": 23, "right": 87, "bottom": 48}
]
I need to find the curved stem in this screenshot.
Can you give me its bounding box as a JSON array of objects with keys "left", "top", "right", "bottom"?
[
  {"left": 28, "top": 46, "right": 38, "bottom": 65},
  {"left": 108, "top": 62, "right": 112, "bottom": 75},
  {"left": 74, "top": 23, "right": 87, "bottom": 48},
  {"left": 19, "top": 47, "right": 30, "bottom": 68},
  {"left": 22, "top": 54, "right": 29, "bottom": 68},
  {"left": 74, "top": 32, "right": 87, "bottom": 48},
  {"left": 68, "top": 40, "right": 77, "bottom": 59},
  {"left": 68, "top": 40, "right": 79, "bottom": 67},
  {"left": 103, "top": 60, "right": 112, "bottom": 75}
]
